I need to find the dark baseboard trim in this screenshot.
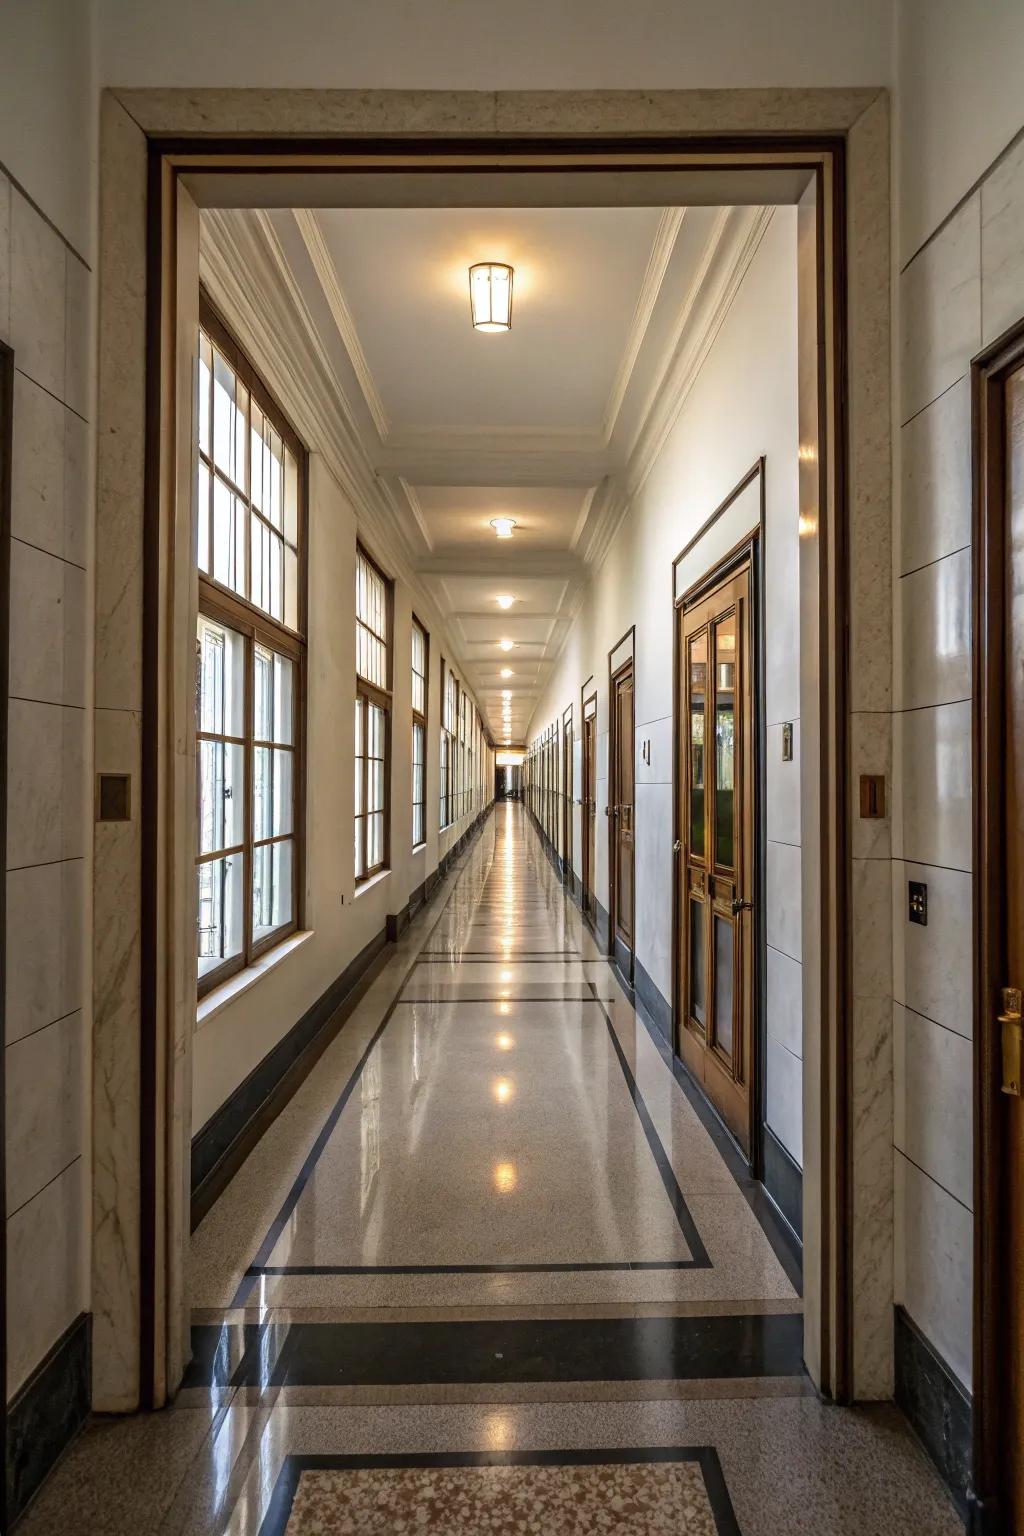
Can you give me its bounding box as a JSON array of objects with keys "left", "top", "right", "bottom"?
[
  {"left": 190, "top": 803, "right": 495, "bottom": 1229},
  {"left": 894, "top": 1305, "right": 972, "bottom": 1517},
  {"left": 6, "top": 1312, "right": 90, "bottom": 1525},
  {"left": 635, "top": 957, "right": 672, "bottom": 1044},
  {"left": 761, "top": 1125, "right": 803, "bottom": 1243},
  {"left": 595, "top": 898, "right": 611, "bottom": 953},
  {"left": 613, "top": 932, "right": 633, "bottom": 986}
]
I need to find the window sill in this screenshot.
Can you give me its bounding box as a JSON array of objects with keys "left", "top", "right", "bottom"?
[
  {"left": 412, "top": 841, "right": 426, "bottom": 855},
  {"left": 197, "top": 929, "right": 315, "bottom": 1030},
  {"left": 355, "top": 867, "right": 390, "bottom": 899}
]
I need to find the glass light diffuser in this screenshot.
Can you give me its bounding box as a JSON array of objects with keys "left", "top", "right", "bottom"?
[
  {"left": 470, "top": 262, "right": 514, "bottom": 331},
  {"left": 490, "top": 517, "right": 517, "bottom": 539},
  {"left": 499, "top": 639, "right": 515, "bottom": 652},
  {"left": 495, "top": 594, "right": 515, "bottom": 608}
]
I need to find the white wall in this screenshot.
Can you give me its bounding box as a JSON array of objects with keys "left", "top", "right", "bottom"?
[
  {"left": 890, "top": 1, "right": 1024, "bottom": 1396},
  {"left": 0, "top": 1, "right": 97, "bottom": 1399},
  {"left": 97, "top": 0, "right": 890, "bottom": 93},
  {"left": 526, "top": 208, "right": 802, "bottom": 1164}
]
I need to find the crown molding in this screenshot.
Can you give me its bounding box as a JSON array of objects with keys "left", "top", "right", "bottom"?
[
  {"left": 600, "top": 207, "right": 686, "bottom": 441},
  {"left": 293, "top": 208, "right": 391, "bottom": 440}
]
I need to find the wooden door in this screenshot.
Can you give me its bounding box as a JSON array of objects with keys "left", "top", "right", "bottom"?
[
  {"left": 676, "top": 561, "right": 754, "bottom": 1151},
  {"left": 582, "top": 704, "right": 597, "bottom": 920},
  {"left": 611, "top": 661, "right": 635, "bottom": 966},
  {"left": 562, "top": 708, "right": 573, "bottom": 879}
]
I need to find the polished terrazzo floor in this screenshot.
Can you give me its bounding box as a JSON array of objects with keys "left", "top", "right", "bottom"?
[{"left": 20, "top": 806, "right": 964, "bottom": 1534}]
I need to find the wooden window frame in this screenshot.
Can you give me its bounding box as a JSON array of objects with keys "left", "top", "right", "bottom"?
[
  {"left": 355, "top": 544, "right": 393, "bottom": 883},
  {"left": 411, "top": 614, "right": 429, "bottom": 849},
  {"left": 196, "top": 301, "right": 307, "bottom": 1000},
  {"left": 440, "top": 657, "right": 456, "bottom": 830}
]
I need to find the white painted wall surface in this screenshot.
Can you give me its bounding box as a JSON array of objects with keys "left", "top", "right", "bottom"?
[
  {"left": 527, "top": 209, "right": 803, "bottom": 1164},
  {"left": 97, "top": 0, "right": 890, "bottom": 93}
]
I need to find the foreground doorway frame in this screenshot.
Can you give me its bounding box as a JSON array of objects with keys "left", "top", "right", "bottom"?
[{"left": 90, "top": 86, "right": 891, "bottom": 1416}]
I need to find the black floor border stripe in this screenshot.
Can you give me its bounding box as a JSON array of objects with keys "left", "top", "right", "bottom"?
[
  {"left": 257, "top": 1447, "right": 741, "bottom": 1536},
  {"left": 588, "top": 980, "right": 712, "bottom": 1269},
  {"left": 418, "top": 950, "right": 582, "bottom": 958},
  {"left": 249, "top": 1260, "right": 698, "bottom": 1276}
]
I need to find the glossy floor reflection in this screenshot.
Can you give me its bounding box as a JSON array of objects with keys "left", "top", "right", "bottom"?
[{"left": 18, "top": 807, "right": 964, "bottom": 1533}]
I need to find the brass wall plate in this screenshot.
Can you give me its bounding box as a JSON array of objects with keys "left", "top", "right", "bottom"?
[{"left": 859, "top": 773, "right": 885, "bottom": 819}]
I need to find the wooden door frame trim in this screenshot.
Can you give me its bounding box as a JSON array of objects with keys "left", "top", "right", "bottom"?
[
  {"left": 971, "top": 313, "right": 1024, "bottom": 1528},
  {"left": 106, "top": 112, "right": 864, "bottom": 1414},
  {"left": 0, "top": 339, "right": 13, "bottom": 1532}
]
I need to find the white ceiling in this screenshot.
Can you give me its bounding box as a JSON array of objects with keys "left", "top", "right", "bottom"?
[{"left": 208, "top": 199, "right": 771, "bottom": 743}]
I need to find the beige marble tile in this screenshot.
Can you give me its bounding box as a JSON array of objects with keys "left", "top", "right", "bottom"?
[
  {"left": 894, "top": 1004, "right": 972, "bottom": 1210},
  {"left": 64, "top": 250, "right": 91, "bottom": 421},
  {"left": 7, "top": 698, "right": 65, "bottom": 868},
  {"left": 851, "top": 857, "right": 891, "bottom": 999},
  {"left": 0, "top": 170, "right": 10, "bottom": 344},
  {"left": 849, "top": 713, "right": 891, "bottom": 860},
  {"left": 850, "top": 994, "right": 894, "bottom": 1398},
  {"left": 493, "top": 87, "right": 879, "bottom": 136},
  {"left": 891, "top": 859, "right": 971, "bottom": 1039},
  {"left": 114, "top": 86, "right": 500, "bottom": 137},
  {"left": 5, "top": 1008, "right": 85, "bottom": 1212},
  {"left": 900, "top": 194, "right": 980, "bottom": 425},
  {"left": 980, "top": 131, "right": 1024, "bottom": 347},
  {"left": 765, "top": 1035, "right": 802, "bottom": 1165},
  {"left": 6, "top": 858, "right": 82, "bottom": 1043},
  {"left": 894, "top": 548, "right": 971, "bottom": 712},
  {"left": 766, "top": 840, "right": 801, "bottom": 964},
  {"left": 63, "top": 406, "right": 91, "bottom": 568},
  {"left": 9, "top": 538, "right": 65, "bottom": 704},
  {"left": 766, "top": 944, "right": 802, "bottom": 1059},
  {"left": 894, "top": 1152, "right": 972, "bottom": 1392},
  {"left": 899, "top": 377, "right": 971, "bottom": 576},
  {"left": 9, "top": 189, "right": 67, "bottom": 401},
  {"left": 766, "top": 721, "right": 801, "bottom": 848},
  {"left": 892, "top": 701, "right": 972, "bottom": 871},
  {"left": 6, "top": 1158, "right": 86, "bottom": 1396},
  {"left": 11, "top": 369, "right": 66, "bottom": 559}
]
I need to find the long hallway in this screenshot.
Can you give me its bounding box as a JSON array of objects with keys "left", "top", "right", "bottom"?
[{"left": 21, "top": 807, "right": 960, "bottom": 1534}]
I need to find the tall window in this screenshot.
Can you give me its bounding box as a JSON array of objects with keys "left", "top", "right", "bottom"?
[
  {"left": 440, "top": 660, "right": 455, "bottom": 829},
  {"left": 195, "top": 303, "right": 305, "bottom": 995},
  {"left": 355, "top": 546, "right": 391, "bottom": 881},
  {"left": 411, "top": 617, "right": 428, "bottom": 847}
]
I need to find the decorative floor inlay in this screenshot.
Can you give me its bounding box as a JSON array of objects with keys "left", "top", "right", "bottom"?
[{"left": 260, "top": 1449, "right": 739, "bottom": 1536}]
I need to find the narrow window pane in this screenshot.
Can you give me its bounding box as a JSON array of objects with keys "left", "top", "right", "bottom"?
[
  {"left": 199, "top": 740, "right": 245, "bottom": 854},
  {"left": 197, "top": 616, "right": 244, "bottom": 738},
  {"left": 212, "top": 350, "right": 245, "bottom": 485},
  {"left": 197, "top": 460, "right": 211, "bottom": 574},
  {"left": 688, "top": 632, "right": 707, "bottom": 861},
  {"left": 198, "top": 333, "right": 212, "bottom": 458},
  {"left": 197, "top": 853, "right": 244, "bottom": 980},
  {"left": 714, "top": 614, "right": 736, "bottom": 868},
  {"left": 253, "top": 837, "right": 293, "bottom": 941},
  {"left": 714, "top": 916, "right": 735, "bottom": 1058},
  {"left": 254, "top": 747, "right": 294, "bottom": 840},
  {"left": 689, "top": 899, "right": 706, "bottom": 1028}
]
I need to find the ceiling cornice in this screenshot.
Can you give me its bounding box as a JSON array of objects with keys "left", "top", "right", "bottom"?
[
  {"left": 600, "top": 207, "right": 686, "bottom": 442},
  {"left": 293, "top": 208, "right": 391, "bottom": 440}
]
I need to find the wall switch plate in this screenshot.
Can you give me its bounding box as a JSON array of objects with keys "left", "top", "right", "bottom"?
[
  {"left": 781, "top": 723, "right": 793, "bottom": 761},
  {"left": 909, "top": 880, "right": 928, "bottom": 926}
]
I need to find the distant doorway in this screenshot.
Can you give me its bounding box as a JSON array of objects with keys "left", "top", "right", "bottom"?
[
  {"left": 676, "top": 551, "right": 757, "bottom": 1156},
  {"left": 609, "top": 656, "right": 636, "bottom": 980},
  {"left": 582, "top": 691, "right": 598, "bottom": 923},
  {"left": 562, "top": 703, "right": 574, "bottom": 884}
]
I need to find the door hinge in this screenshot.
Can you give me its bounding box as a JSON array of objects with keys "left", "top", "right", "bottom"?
[{"left": 999, "top": 986, "right": 1022, "bottom": 1096}]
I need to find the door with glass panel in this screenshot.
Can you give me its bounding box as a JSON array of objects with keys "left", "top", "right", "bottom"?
[
  {"left": 676, "top": 561, "right": 754, "bottom": 1151},
  {"left": 582, "top": 696, "right": 598, "bottom": 921}
]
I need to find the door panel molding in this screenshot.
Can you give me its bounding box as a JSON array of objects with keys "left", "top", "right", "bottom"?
[{"left": 608, "top": 649, "right": 636, "bottom": 980}]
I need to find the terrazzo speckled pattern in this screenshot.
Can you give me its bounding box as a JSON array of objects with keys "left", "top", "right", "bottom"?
[{"left": 270, "top": 1456, "right": 724, "bottom": 1536}]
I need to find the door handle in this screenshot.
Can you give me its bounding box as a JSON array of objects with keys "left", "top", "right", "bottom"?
[
  {"left": 999, "top": 985, "right": 1022, "bottom": 1096},
  {"left": 673, "top": 840, "right": 682, "bottom": 853},
  {"left": 730, "top": 897, "right": 754, "bottom": 915}
]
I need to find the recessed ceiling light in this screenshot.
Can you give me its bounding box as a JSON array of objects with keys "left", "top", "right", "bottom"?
[
  {"left": 495, "top": 594, "right": 515, "bottom": 609},
  {"left": 499, "top": 639, "right": 514, "bottom": 652},
  {"left": 500, "top": 668, "right": 513, "bottom": 679},
  {"left": 470, "top": 263, "right": 514, "bottom": 332},
  {"left": 490, "top": 517, "right": 517, "bottom": 540}
]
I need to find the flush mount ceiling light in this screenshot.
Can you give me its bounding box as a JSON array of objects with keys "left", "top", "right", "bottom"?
[
  {"left": 499, "top": 639, "right": 515, "bottom": 652},
  {"left": 500, "top": 667, "right": 513, "bottom": 678},
  {"left": 470, "top": 262, "right": 513, "bottom": 332},
  {"left": 495, "top": 594, "right": 515, "bottom": 609},
  {"left": 490, "top": 517, "right": 517, "bottom": 540}
]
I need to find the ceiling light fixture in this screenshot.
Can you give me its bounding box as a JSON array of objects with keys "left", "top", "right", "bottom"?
[
  {"left": 470, "top": 262, "right": 514, "bottom": 332},
  {"left": 490, "top": 517, "right": 517, "bottom": 540},
  {"left": 500, "top": 667, "right": 513, "bottom": 679},
  {"left": 495, "top": 594, "right": 515, "bottom": 609},
  {"left": 499, "top": 639, "right": 515, "bottom": 652}
]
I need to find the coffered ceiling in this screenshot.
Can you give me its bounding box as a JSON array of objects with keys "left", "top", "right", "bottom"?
[{"left": 202, "top": 198, "right": 772, "bottom": 745}]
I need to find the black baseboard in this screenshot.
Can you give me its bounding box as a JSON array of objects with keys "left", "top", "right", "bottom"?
[
  {"left": 762, "top": 1125, "right": 803, "bottom": 1243},
  {"left": 595, "top": 898, "right": 611, "bottom": 953},
  {"left": 613, "top": 932, "right": 633, "bottom": 985},
  {"left": 190, "top": 804, "right": 495, "bottom": 1227},
  {"left": 6, "top": 1312, "right": 90, "bottom": 1524},
  {"left": 635, "top": 957, "right": 672, "bottom": 1044},
  {"left": 894, "top": 1305, "right": 972, "bottom": 1517}
]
